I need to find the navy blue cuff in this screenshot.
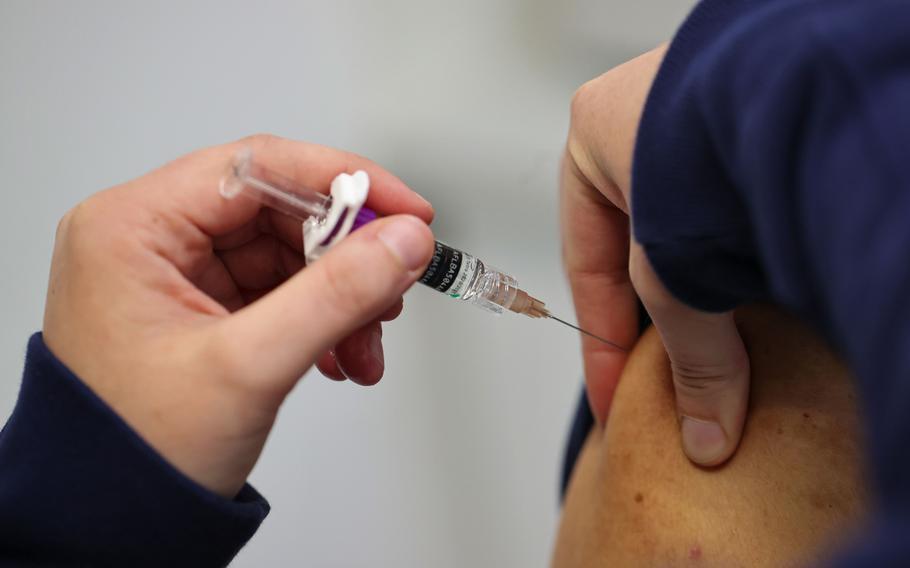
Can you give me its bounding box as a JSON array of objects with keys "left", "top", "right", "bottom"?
[{"left": 0, "top": 333, "right": 269, "bottom": 567}]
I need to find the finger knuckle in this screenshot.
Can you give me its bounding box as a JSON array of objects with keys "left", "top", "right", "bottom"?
[
  {"left": 237, "top": 133, "right": 283, "bottom": 151},
  {"left": 673, "top": 366, "right": 729, "bottom": 398},
  {"left": 671, "top": 357, "right": 748, "bottom": 398},
  {"left": 570, "top": 69, "right": 617, "bottom": 122},
  {"left": 569, "top": 79, "right": 598, "bottom": 126},
  {"left": 55, "top": 207, "right": 75, "bottom": 242},
  {"left": 64, "top": 199, "right": 96, "bottom": 232},
  {"left": 59, "top": 198, "right": 109, "bottom": 253}
]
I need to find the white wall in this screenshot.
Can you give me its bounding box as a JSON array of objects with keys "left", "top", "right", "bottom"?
[{"left": 0, "top": 1, "right": 693, "bottom": 566}]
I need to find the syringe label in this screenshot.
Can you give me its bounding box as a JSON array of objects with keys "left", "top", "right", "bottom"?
[
  {"left": 447, "top": 253, "right": 477, "bottom": 298},
  {"left": 419, "top": 242, "right": 463, "bottom": 293}
]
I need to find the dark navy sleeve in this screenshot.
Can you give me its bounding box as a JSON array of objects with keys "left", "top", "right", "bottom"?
[
  {"left": 0, "top": 333, "right": 269, "bottom": 567},
  {"left": 632, "top": 0, "right": 910, "bottom": 564}
]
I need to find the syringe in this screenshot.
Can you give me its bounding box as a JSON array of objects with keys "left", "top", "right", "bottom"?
[{"left": 219, "top": 149, "right": 627, "bottom": 350}]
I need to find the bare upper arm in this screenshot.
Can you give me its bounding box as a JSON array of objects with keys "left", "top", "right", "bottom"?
[{"left": 553, "top": 305, "right": 868, "bottom": 568}]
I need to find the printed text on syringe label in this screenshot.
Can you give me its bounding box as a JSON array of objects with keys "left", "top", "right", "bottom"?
[
  {"left": 418, "top": 241, "right": 479, "bottom": 298},
  {"left": 446, "top": 253, "right": 478, "bottom": 298}
]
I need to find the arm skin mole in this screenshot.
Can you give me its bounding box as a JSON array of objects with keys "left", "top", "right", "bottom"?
[{"left": 553, "top": 305, "right": 868, "bottom": 568}]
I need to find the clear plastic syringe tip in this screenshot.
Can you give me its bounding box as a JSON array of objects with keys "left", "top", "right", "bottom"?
[
  {"left": 219, "top": 148, "right": 330, "bottom": 221},
  {"left": 464, "top": 262, "right": 549, "bottom": 318}
]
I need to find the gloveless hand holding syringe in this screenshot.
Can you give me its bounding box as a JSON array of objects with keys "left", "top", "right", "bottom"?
[{"left": 220, "top": 148, "right": 627, "bottom": 351}]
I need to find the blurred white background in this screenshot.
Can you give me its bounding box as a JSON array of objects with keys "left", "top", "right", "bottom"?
[{"left": 0, "top": 1, "right": 693, "bottom": 566}]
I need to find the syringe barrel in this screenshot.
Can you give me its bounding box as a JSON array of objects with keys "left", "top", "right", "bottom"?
[
  {"left": 417, "top": 241, "right": 546, "bottom": 317},
  {"left": 220, "top": 148, "right": 329, "bottom": 221}
]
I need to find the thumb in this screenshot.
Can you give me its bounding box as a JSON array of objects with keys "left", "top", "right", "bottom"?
[
  {"left": 220, "top": 214, "right": 434, "bottom": 393},
  {"left": 630, "top": 243, "right": 750, "bottom": 467}
]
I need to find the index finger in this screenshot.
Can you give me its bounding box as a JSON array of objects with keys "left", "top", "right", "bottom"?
[
  {"left": 560, "top": 150, "right": 639, "bottom": 425},
  {"left": 151, "top": 133, "right": 435, "bottom": 239}
]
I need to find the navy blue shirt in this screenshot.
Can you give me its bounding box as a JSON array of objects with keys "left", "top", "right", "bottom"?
[
  {"left": 0, "top": 335, "right": 268, "bottom": 567},
  {"left": 632, "top": 0, "right": 910, "bottom": 565}
]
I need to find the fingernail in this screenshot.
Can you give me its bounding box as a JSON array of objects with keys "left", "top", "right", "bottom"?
[
  {"left": 415, "top": 191, "right": 434, "bottom": 211},
  {"left": 369, "top": 326, "right": 384, "bottom": 367},
  {"left": 378, "top": 216, "right": 428, "bottom": 271},
  {"left": 681, "top": 417, "right": 727, "bottom": 465}
]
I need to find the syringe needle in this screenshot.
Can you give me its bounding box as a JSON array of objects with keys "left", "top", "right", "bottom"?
[{"left": 546, "top": 314, "right": 630, "bottom": 353}]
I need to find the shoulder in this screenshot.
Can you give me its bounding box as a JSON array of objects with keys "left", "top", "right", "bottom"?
[{"left": 554, "top": 306, "right": 867, "bottom": 567}]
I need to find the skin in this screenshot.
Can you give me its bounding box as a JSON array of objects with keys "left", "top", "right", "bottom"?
[
  {"left": 553, "top": 306, "right": 868, "bottom": 568},
  {"left": 43, "top": 134, "right": 437, "bottom": 498},
  {"left": 562, "top": 45, "right": 751, "bottom": 466}
]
